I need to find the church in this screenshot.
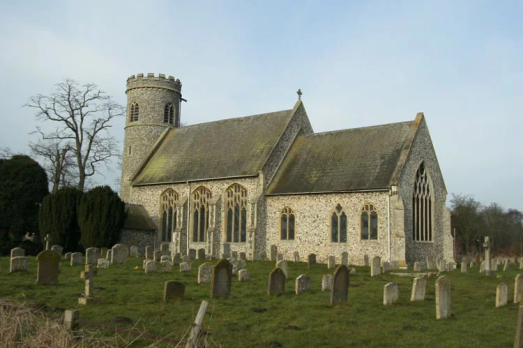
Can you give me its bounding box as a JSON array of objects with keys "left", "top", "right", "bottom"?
[{"left": 119, "top": 73, "right": 454, "bottom": 267}]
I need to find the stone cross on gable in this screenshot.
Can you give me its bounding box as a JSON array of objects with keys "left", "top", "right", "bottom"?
[
  {"left": 297, "top": 89, "right": 302, "bottom": 101},
  {"left": 44, "top": 234, "right": 50, "bottom": 250}
]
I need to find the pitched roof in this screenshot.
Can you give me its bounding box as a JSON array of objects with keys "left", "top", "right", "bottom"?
[
  {"left": 133, "top": 109, "right": 293, "bottom": 185},
  {"left": 123, "top": 204, "right": 158, "bottom": 230},
  {"left": 267, "top": 119, "right": 417, "bottom": 194}
]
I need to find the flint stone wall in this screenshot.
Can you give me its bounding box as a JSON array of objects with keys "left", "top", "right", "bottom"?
[{"left": 119, "top": 229, "right": 156, "bottom": 256}]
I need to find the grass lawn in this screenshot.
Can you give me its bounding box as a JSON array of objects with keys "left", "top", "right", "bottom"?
[{"left": 0, "top": 256, "right": 520, "bottom": 348}]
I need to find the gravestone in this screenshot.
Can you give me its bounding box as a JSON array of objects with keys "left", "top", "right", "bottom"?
[
  {"left": 270, "top": 245, "right": 278, "bottom": 262},
  {"left": 211, "top": 259, "right": 233, "bottom": 299},
  {"left": 172, "top": 253, "right": 181, "bottom": 265},
  {"left": 153, "top": 250, "right": 161, "bottom": 262},
  {"left": 383, "top": 283, "right": 399, "bottom": 306},
  {"left": 80, "top": 264, "right": 97, "bottom": 279},
  {"left": 491, "top": 259, "right": 498, "bottom": 272},
  {"left": 10, "top": 247, "right": 24, "bottom": 258},
  {"left": 160, "top": 260, "right": 173, "bottom": 272},
  {"left": 504, "top": 260, "right": 510, "bottom": 272},
  {"left": 426, "top": 256, "right": 434, "bottom": 269},
  {"left": 411, "top": 277, "right": 426, "bottom": 301},
  {"left": 470, "top": 261, "right": 475, "bottom": 268},
  {"left": 130, "top": 246, "right": 140, "bottom": 257},
  {"left": 161, "top": 255, "right": 170, "bottom": 262},
  {"left": 70, "top": 252, "right": 82, "bottom": 266},
  {"left": 97, "top": 258, "right": 110, "bottom": 269},
  {"left": 413, "top": 262, "right": 421, "bottom": 272},
  {"left": 330, "top": 265, "right": 350, "bottom": 305},
  {"left": 496, "top": 283, "right": 508, "bottom": 308},
  {"left": 182, "top": 255, "right": 191, "bottom": 263},
  {"left": 10, "top": 256, "right": 28, "bottom": 273},
  {"left": 382, "top": 261, "right": 392, "bottom": 273},
  {"left": 239, "top": 252, "right": 246, "bottom": 261},
  {"left": 328, "top": 256, "right": 336, "bottom": 269},
  {"left": 259, "top": 251, "right": 267, "bottom": 261},
  {"left": 160, "top": 243, "right": 170, "bottom": 256},
  {"left": 198, "top": 248, "right": 206, "bottom": 260},
  {"left": 438, "top": 260, "right": 446, "bottom": 272},
  {"left": 189, "top": 248, "right": 197, "bottom": 260},
  {"left": 100, "top": 247, "right": 109, "bottom": 259},
  {"left": 85, "top": 248, "right": 100, "bottom": 265},
  {"left": 146, "top": 246, "right": 154, "bottom": 260},
  {"left": 295, "top": 274, "right": 311, "bottom": 294},
  {"left": 198, "top": 262, "right": 213, "bottom": 284},
  {"left": 237, "top": 259, "right": 246, "bottom": 271},
  {"left": 515, "top": 274, "right": 523, "bottom": 303},
  {"left": 341, "top": 252, "right": 348, "bottom": 266},
  {"left": 222, "top": 243, "right": 231, "bottom": 258},
  {"left": 64, "top": 252, "right": 72, "bottom": 261},
  {"left": 308, "top": 254, "right": 316, "bottom": 268},
  {"left": 230, "top": 259, "right": 239, "bottom": 275},
  {"left": 294, "top": 251, "right": 300, "bottom": 262},
  {"left": 145, "top": 260, "right": 158, "bottom": 273},
  {"left": 435, "top": 276, "right": 451, "bottom": 319},
  {"left": 363, "top": 254, "right": 369, "bottom": 266},
  {"left": 51, "top": 245, "right": 63, "bottom": 258},
  {"left": 106, "top": 249, "right": 113, "bottom": 262},
  {"left": 111, "top": 244, "right": 128, "bottom": 264},
  {"left": 268, "top": 267, "right": 286, "bottom": 296},
  {"left": 231, "top": 250, "right": 238, "bottom": 260},
  {"left": 484, "top": 236, "right": 492, "bottom": 274},
  {"left": 322, "top": 274, "right": 333, "bottom": 291},
  {"left": 480, "top": 260, "right": 486, "bottom": 273},
  {"left": 277, "top": 260, "right": 288, "bottom": 278},
  {"left": 180, "top": 262, "right": 191, "bottom": 272},
  {"left": 238, "top": 269, "right": 249, "bottom": 281},
  {"left": 371, "top": 256, "right": 381, "bottom": 277},
  {"left": 78, "top": 265, "right": 98, "bottom": 305},
  {"left": 36, "top": 250, "right": 60, "bottom": 285},
  {"left": 164, "top": 280, "right": 185, "bottom": 301},
  {"left": 64, "top": 309, "right": 80, "bottom": 331},
  {"left": 461, "top": 262, "right": 468, "bottom": 273}
]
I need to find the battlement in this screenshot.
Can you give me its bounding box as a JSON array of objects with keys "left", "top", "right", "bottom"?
[{"left": 126, "top": 73, "right": 182, "bottom": 92}]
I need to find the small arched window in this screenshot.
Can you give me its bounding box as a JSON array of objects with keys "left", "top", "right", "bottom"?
[
  {"left": 280, "top": 207, "right": 295, "bottom": 240},
  {"left": 225, "top": 184, "right": 248, "bottom": 243},
  {"left": 413, "top": 162, "right": 433, "bottom": 241},
  {"left": 160, "top": 189, "right": 178, "bottom": 242},
  {"left": 130, "top": 103, "right": 139, "bottom": 122},
  {"left": 361, "top": 204, "right": 378, "bottom": 240},
  {"left": 331, "top": 204, "right": 347, "bottom": 243},
  {"left": 164, "top": 104, "right": 174, "bottom": 124},
  {"left": 192, "top": 186, "right": 212, "bottom": 242}
]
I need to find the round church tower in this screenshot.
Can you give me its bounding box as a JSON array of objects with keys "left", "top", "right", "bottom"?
[{"left": 120, "top": 73, "right": 182, "bottom": 201}]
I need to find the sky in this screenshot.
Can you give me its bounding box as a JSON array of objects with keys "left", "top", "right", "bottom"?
[{"left": 0, "top": 1, "right": 521, "bottom": 210}]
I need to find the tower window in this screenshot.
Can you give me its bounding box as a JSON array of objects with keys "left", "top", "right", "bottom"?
[
  {"left": 130, "top": 103, "right": 139, "bottom": 122},
  {"left": 225, "top": 184, "right": 248, "bottom": 243},
  {"left": 128, "top": 146, "right": 132, "bottom": 156},
  {"left": 412, "top": 162, "right": 433, "bottom": 241},
  {"left": 164, "top": 104, "right": 174, "bottom": 124},
  {"left": 361, "top": 204, "right": 378, "bottom": 240}
]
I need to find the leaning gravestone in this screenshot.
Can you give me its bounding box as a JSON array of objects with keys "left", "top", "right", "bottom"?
[
  {"left": 322, "top": 274, "right": 333, "bottom": 291},
  {"left": 411, "top": 277, "right": 426, "bottom": 301},
  {"left": 331, "top": 265, "right": 350, "bottom": 305},
  {"left": 436, "top": 276, "right": 451, "bottom": 319},
  {"left": 164, "top": 281, "right": 185, "bottom": 301},
  {"left": 145, "top": 260, "right": 158, "bottom": 274},
  {"left": 383, "top": 283, "right": 399, "bottom": 306},
  {"left": 238, "top": 269, "right": 249, "bottom": 281},
  {"left": 51, "top": 245, "right": 63, "bottom": 258},
  {"left": 97, "top": 258, "right": 110, "bottom": 269},
  {"left": 515, "top": 274, "right": 523, "bottom": 303},
  {"left": 36, "top": 250, "right": 60, "bottom": 285},
  {"left": 189, "top": 248, "right": 197, "bottom": 260},
  {"left": 294, "top": 251, "right": 300, "bottom": 263},
  {"left": 295, "top": 274, "right": 311, "bottom": 294},
  {"left": 371, "top": 256, "right": 381, "bottom": 277},
  {"left": 341, "top": 252, "right": 348, "bottom": 266},
  {"left": 328, "top": 256, "right": 336, "bottom": 269},
  {"left": 111, "top": 244, "right": 128, "bottom": 264},
  {"left": 496, "top": 283, "right": 508, "bottom": 308},
  {"left": 198, "top": 262, "right": 213, "bottom": 284},
  {"left": 270, "top": 245, "right": 278, "bottom": 262},
  {"left": 70, "top": 252, "right": 82, "bottom": 266},
  {"left": 130, "top": 246, "right": 140, "bottom": 257},
  {"left": 198, "top": 248, "right": 206, "bottom": 260},
  {"left": 308, "top": 254, "right": 316, "bottom": 268},
  {"left": 85, "top": 247, "right": 100, "bottom": 265},
  {"left": 11, "top": 247, "right": 25, "bottom": 258},
  {"left": 277, "top": 260, "right": 288, "bottom": 278},
  {"left": 211, "top": 259, "right": 232, "bottom": 299},
  {"left": 146, "top": 246, "right": 154, "bottom": 260},
  {"left": 10, "top": 256, "right": 28, "bottom": 273},
  {"left": 413, "top": 262, "right": 421, "bottom": 272},
  {"left": 268, "top": 267, "right": 286, "bottom": 296}
]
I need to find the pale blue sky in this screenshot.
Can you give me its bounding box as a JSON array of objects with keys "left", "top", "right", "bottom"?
[{"left": 0, "top": 1, "right": 521, "bottom": 210}]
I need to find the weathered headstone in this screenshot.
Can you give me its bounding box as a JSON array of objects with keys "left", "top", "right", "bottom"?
[
  {"left": 238, "top": 269, "right": 249, "bottom": 282},
  {"left": 438, "top": 260, "right": 446, "bottom": 272},
  {"left": 106, "top": 249, "right": 113, "bottom": 262},
  {"left": 70, "top": 252, "right": 82, "bottom": 266},
  {"left": 294, "top": 251, "right": 300, "bottom": 262},
  {"left": 146, "top": 245, "right": 154, "bottom": 260},
  {"left": 78, "top": 270, "right": 98, "bottom": 305},
  {"left": 363, "top": 254, "right": 369, "bottom": 266},
  {"left": 111, "top": 244, "right": 128, "bottom": 264},
  {"left": 230, "top": 259, "right": 239, "bottom": 275},
  {"left": 277, "top": 260, "right": 288, "bottom": 278},
  {"left": 322, "top": 274, "right": 333, "bottom": 291},
  {"left": 97, "top": 258, "right": 110, "bottom": 269},
  {"left": 426, "top": 256, "right": 434, "bottom": 269},
  {"left": 295, "top": 274, "right": 311, "bottom": 294},
  {"left": 480, "top": 260, "right": 486, "bottom": 273},
  {"left": 341, "top": 252, "right": 348, "bottom": 266},
  {"left": 515, "top": 274, "right": 523, "bottom": 304},
  {"left": 504, "top": 260, "right": 510, "bottom": 272},
  {"left": 411, "top": 277, "right": 426, "bottom": 301},
  {"left": 331, "top": 265, "right": 350, "bottom": 305},
  {"left": 161, "top": 255, "right": 170, "bottom": 262},
  {"left": 198, "top": 248, "right": 206, "bottom": 260},
  {"left": 160, "top": 243, "right": 170, "bottom": 256},
  {"left": 268, "top": 267, "right": 286, "bottom": 296},
  {"left": 164, "top": 280, "right": 185, "bottom": 301},
  {"left": 64, "top": 309, "right": 80, "bottom": 331},
  {"left": 222, "top": 243, "right": 231, "bottom": 258},
  {"left": 85, "top": 247, "right": 100, "bottom": 265},
  {"left": 491, "top": 259, "right": 498, "bottom": 272},
  {"left": 270, "top": 245, "right": 278, "bottom": 262},
  {"left": 328, "top": 255, "right": 336, "bottom": 269},
  {"left": 308, "top": 253, "right": 316, "bottom": 268},
  {"left": 211, "top": 259, "right": 233, "bottom": 298},
  {"left": 172, "top": 253, "right": 181, "bottom": 265},
  {"left": 461, "top": 262, "right": 467, "bottom": 273},
  {"left": 51, "top": 245, "right": 63, "bottom": 258},
  {"left": 470, "top": 261, "right": 475, "bottom": 268},
  {"left": 10, "top": 247, "right": 24, "bottom": 258},
  {"left": 239, "top": 252, "right": 246, "bottom": 261},
  {"left": 382, "top": 261, "right": 392, "bottom": 273},
  {"left": 130, "top": 246, "right": 140, "bottom": 257},
  {"left": 496, "top": 283, "right": 508, "bottom": 308},
  {"left": 189, "top": 248, "right": 197, "bottom": 260},
  {"left": 436, "top": 276, "right": 451, "bottom": 319},
  {"left": 180, "top": 262, "right": 192, "bottom": 272},
  {"left": 36, "top": 250, "right": 60, "bottom": 285},
  {"left": 383, "top": 283, "right": 399, "bottom": 306},
  {"left": 259, "top": 251, "right": 267, "bottom": 261},
  {"left": 64, "top": 252, "right": 72, "bottom": 261},
  {"left": 484, "top": 236, "right": 492, "bottom": 273},
  {"left": 153, "top": 250, "right": 161, "bottom": 262},
  {"left": 182, "top": 255, "right": 191, "bottom": 263},
  {"left": 10, "top": 256, "right": 28, "bottom": 273},
  {"left": 237, "top": 259, "right": 246, "bottom": 270},
  {"left": 231, "top": 250, "right": 238, "bottom": 260},
  {"left": 100, "top": 247, "right": 109, "bottom": 259},
  {"left": 160, "top": 260, "right": 173, "bottom": 272},
  {"left": 145, "top": 260, "right": 158, "bottom": 273},
  {"left": 198, "top": 262, "right": 213, "bottom": 284},
  {"left": 371, "top": 256, "right": 381, "bottom": 277}
]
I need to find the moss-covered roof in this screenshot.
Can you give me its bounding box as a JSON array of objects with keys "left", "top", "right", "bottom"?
[
  {"left": 133, "top": 110, "right": 293, "bottom": 185},
  {"left": 267, "top": 120, "right": 415, "bottom": 194},
  {"left": 123, "top": 204, "right": 158, "bottom": 230}
]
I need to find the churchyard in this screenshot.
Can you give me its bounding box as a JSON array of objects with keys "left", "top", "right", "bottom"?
[{"left": 0, "top": 248, "right": 521, "bottom": 348}]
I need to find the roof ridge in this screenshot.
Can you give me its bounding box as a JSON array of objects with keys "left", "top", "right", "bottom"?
[
  {"left": 179, "top": 109, "right": 292, "bottom": 129},
  {"left": 302, "top": 120, "right": 413, "bottom": 137}
]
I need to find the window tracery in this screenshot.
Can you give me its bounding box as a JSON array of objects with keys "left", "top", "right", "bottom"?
[
  {"left": 160, "top": 189, "right": 178, "bottom": 242},
  {"left": 412, "top": 162, "right": 433, "bottom": 241},
  {"left": 361, "top": 204, "right": 378, "bottom": 240},
  {"left": 280, "top": 207, "right": 295, "bottom": 240},
  {"left": 331, "top": 204, "right": 347, "bottom": 243},
  {"left": 225, "top": 184, "right": 247, "bottom": 243},
  {"left": 192, "top": 186, "right": 211, "bottom": 242}
]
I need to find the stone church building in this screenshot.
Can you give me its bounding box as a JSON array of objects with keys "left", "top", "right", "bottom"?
[{"left": 120, "top": 73, "right": 454, "bottom": 267}]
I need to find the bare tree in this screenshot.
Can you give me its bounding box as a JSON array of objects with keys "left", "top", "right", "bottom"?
[
  {"left": 450, "top": 193, "right": 482, "bottom": 256},
  {"left": 0, "top": 147, "right": 13, "bottom": 159},
  {"left": 26, "top": 80, "right": 124, "bottom": 191}
]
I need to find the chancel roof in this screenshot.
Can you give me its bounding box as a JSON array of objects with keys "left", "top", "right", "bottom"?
[
  {"left": 133, "top": 109, "right": 293, "bottom": 185},
  {"left": 124, "top": 204, "right": 158, "bottom": 230},
  {"left": 267, "top": 119, "right": 418, "bottom": 195}
]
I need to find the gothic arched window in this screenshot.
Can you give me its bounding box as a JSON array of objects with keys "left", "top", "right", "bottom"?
[
  {"left": 192, "top": 186, "right": 211, "bottom": 242},
  {"left": 361, "top": 204, "right": 378, "bottom": 240},
  {"left": 130, "top": 103, "right": 139, "bottom": 122},
  {"left": 164, "top": 104, "right": 174, "bottom": 124},
  {"left": 412, "top": 162, "right": 433, "bottom": 241},
  {"left": 331, "top": 204, "right": 347, "bottom": 243},
  {"left": 280, "top": 207, "right": 295, "bottom": 240},
  {"left": 160, "top": 189, "right": 178, "bottom": 242},
  {"left": 225, "top": 184, "right": 248, "bottom": 243}
]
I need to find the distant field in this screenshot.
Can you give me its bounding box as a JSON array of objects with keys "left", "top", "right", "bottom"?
[{"left": 0, "top": 256, "right": 519, "bottom": 348}]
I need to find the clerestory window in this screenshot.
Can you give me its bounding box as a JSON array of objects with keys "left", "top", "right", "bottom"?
[
  {"left": 361, "top": 204, "right": 378, "bottom": 240},
  {"left": 225, "top": 184, "right": 248, "bottom": 243},
  {"left": 280, "top": 207, "right": 295, "bottom": 240},
  {"left": 412, "top": 162, "right": 433, "bottom": 241},
  {"left": 331, "top": 204, "right": 347, "bottom": 243}
]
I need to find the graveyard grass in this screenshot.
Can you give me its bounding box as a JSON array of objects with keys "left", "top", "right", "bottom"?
[{"left": 0, "top": 257, "right": 520, "bottom": 348}]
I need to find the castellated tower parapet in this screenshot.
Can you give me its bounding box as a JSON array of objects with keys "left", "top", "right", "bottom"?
[{"left": 120, "top": 73, "right": 183, "bottom": 201}]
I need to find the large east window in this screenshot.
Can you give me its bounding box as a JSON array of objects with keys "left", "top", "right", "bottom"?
[{"left": 412, "top": 162, "right": 433, "bottom": 241}]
